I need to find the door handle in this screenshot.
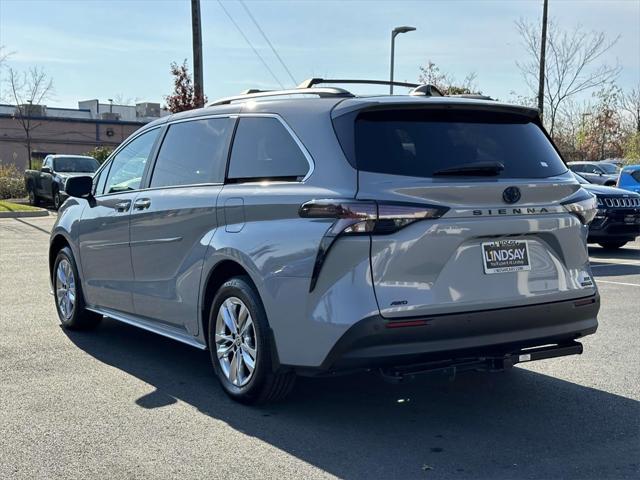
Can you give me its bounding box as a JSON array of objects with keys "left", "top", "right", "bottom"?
[
  {"left": 114, "top": 200, "right": 131, "bottom": 212},
  {"left": 133, "top": 198, "right": 151, "bottom": 210}
]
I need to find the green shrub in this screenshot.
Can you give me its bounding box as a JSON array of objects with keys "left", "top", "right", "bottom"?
[
  {"left": 0, "top": 177, "right": 26, "bottom": 199},
  {"left": 85, "top": 146, "right": 114, "bottom": 164},
  {"left": 0, "top": 163, "right": 21, "bottom": 179},
  {"left": 0, "top": 163, "right": 27, "bottom": 199}
]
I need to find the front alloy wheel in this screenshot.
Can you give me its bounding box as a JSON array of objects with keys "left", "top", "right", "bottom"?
[
  {"left": 215, "top": 297, "right": 257, "bottom": 387},
  {"left": 55, "top": 258, "right": 76, "bottom": 320},
  {"left": 53, "top": 247, "right": 101, "bottom": 330}
]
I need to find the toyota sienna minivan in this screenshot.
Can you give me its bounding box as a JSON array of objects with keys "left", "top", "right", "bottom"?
[{"left": 50, "top": 79, "right": 600, "bottom": 403}]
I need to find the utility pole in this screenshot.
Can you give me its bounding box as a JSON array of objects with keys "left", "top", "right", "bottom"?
[
  {"left": 191, "top": 0, "right": 204, "bottom": 107},
  {"left": 537, "top": 0, "right": 548, "bottom": 119}
]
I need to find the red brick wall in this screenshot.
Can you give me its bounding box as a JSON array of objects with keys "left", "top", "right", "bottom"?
[{"left": 0, "top": 116, "right": 146, "bottom": 170}]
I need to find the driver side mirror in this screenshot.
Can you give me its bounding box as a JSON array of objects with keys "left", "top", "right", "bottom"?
[
  {"left": 65, "top": 175, "right": 93, "bottom": 199},
  {"left": 41, "top": 166, "right": 52, "bottom": 174}
]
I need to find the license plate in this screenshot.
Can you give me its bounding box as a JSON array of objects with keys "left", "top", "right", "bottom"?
[
  {"left": 482, "top": 240, "right": 531, "bottom": 274},
  {"left": 624, "top": 214, "right": 638, "bottom": 224}
]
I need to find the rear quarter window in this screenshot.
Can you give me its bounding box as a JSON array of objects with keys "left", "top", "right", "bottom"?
[
  {"left": 335, "top": 108, "right": 567, "bottom": 179},
  {"left": 227, "top": 117, "right": 309, "bottom": 182}
]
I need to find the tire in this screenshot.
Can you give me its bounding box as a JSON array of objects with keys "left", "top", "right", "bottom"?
[
  {"left": 598, "top": 241, "right": 627, "bottom": 250},
  {"left": 208, "top": 276, "right": 295, "bottom": 404},
  {"left": 52, "top": 188, "right": 63, "bottom": 210},
  {"left": 53, "top": 247, "right": 102, "bottom": 330},
  {"left": 28, "top": 185, "right": 39, "bottom": 206}
]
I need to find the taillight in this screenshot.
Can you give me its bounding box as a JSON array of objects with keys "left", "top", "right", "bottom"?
[
  {"left": 299, "top": 199, "right": 447, "bottom": 235},
  {"left": 561, "top": 190, "right": 598, "bottom": 225},
  {"left": 300, "top": 199, "right": 448, "bottom": 291}
]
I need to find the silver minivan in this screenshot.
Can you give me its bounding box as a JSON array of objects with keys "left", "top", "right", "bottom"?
[{"left": 50, "top": 79, "right": 600, "bottom": 403}]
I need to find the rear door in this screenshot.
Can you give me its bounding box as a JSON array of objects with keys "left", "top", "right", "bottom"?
[
  {"left": 335, "top": 106, "right": 596, "bottom": 318},
  {"left": 129, "top": 116, "right": 233, "bottom": 333},
  {"left": 78, "top": 128, "right": 160, "bottom": 313}
]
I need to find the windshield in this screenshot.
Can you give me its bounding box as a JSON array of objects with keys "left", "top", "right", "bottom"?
[
  {"left": 345, "top": 109, "right": 567, "bottom": 178},
  {"left": 54, "top": 157, "right": 99, "bottom": 173},
  {"left": 599, "top": 163, "right": 619, "bottom": 174}
]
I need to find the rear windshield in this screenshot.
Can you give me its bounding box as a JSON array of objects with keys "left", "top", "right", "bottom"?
[
  {"left": 337, "top": 109, "right": 567, "bottom": 178},
  {"left": 54, "top": 157, "right": 99, "bottom": 173}
]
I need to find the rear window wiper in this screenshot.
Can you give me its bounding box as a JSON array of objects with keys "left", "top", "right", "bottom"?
[{"left": 432, "top": 161, "right": 505, "bottom": 176}]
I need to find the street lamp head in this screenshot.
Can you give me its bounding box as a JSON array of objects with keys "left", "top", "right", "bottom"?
[{"left": 393, "top": 26, "right": 416, "bottom": 35}]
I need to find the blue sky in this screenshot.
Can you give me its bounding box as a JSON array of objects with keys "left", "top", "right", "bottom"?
[{"left": 1, "top": 0, "right": 638, "bottom": 108}]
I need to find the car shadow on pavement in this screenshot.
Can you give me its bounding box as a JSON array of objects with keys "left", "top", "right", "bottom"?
[
  {"left": 64, "top": 319, "right": 639, "bottom": 480},
  {"left": 590, "top": 262, "right": 640, "bottom": 277},
  {"left": 588, "top": 245, "right": 640, "bottom": 262}
]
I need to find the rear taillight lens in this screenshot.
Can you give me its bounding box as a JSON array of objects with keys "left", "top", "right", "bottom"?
[
  {"left": 562, "top": 191, "right": 598, "bottom": 225},
  {"left": 299, "top": 199, "right": 447, "bottom": 235},
  {"left": 300, "top": 199, "right": 448, "bottom": 291}
]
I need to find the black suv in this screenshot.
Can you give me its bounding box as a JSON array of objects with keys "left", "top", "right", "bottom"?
[{"left": 574, "top": 173, "right": 640, "bottom": 249}]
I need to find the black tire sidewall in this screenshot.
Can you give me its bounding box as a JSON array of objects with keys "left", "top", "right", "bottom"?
[
  {"left": 28, "top": 186, "right": 38, "bottom": 206},
  {"left": 208, "top": 277, "right": 272, "bottom": 402},
  {"left": 53, "top": 189, "right": 61, "bottom": 210}
]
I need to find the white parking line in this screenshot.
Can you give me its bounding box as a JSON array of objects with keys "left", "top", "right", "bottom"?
[
  {"left": 596, "top": 279, "right": 640, "bottom": 287},
  {"left": 590, "top": 262, "right": 640, "bottom": 268}
]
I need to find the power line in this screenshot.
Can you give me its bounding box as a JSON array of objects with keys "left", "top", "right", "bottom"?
[
  {"left": 238, "top": 0, "right": 297, "bottom": 87},
  {"left": 216, "top": 0, "right": 285, "bottom": 89}
]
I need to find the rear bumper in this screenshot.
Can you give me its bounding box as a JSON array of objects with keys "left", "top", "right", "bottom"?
[
  {"left": 300, "top": 294, "right": 599, "bottom": 374},
  {"left": 588, "top": 223, "right": 640, "bottom": 241}
]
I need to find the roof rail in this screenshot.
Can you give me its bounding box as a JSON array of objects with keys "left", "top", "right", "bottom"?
[
  {"left": 298, "top": 78, "right": 421, "bottom": 89},
  {"left": 207, "top": 87, "right": 353, "bottom": 107}
]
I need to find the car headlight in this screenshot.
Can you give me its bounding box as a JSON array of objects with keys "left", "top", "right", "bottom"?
[{"left": 562, "top": 191, "right": 598, "bottom": 225}]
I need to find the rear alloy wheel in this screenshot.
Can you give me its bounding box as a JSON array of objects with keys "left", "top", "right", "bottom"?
[
  {"left": 208, "top": 276, "right": 295, "bottom": 404},
  {"left": 28, "top": 187, "right": 39, "bottom": 206},
  {"left": 598, "top": 241, "right": 627, "bottom": 250},
  {"left": 53, "top": 247, "right": 102, "bottom": 330}
]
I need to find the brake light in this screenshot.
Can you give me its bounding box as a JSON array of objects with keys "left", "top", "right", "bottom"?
[
  {"left": 300, "top": 199, "right": 448, "bottom": 291},
  {"left": 299, "top": 199, "right": 447, "bottom": 235},
  {"left": 561, "top": 191, "right": 598, "bottom": 225}
]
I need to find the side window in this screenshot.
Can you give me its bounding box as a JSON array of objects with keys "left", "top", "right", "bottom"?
[
  {"left": 43, "top": 157, "right": 51, "bottom": 169},
  {"left": 150, "top": 117, "right": 232, "bottom": 188},
  {"left": 228, "top": 117, "right": 309, "bottom": 182},
  {"left": 571, "top": 164, "right": 584, "bottom": 173},
  {"left": 104, "top": 129, "right": 159, "bottom": 194}
]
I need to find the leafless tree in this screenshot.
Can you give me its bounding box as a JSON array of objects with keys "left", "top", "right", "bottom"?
[
  {"left": 620, "top": 85, "right": 640, "bottom": 133},
  {"left": 418, "top": 60, "right": 480, "bottom": 95},
  {"left": 515, "top": 19, "right": 621, "bottom": 137},
  {"left": 7, "top": 67, "right": 54, "bottom": 169}
]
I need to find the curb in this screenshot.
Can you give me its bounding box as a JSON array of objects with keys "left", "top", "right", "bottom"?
[{"left": 0, "top": 209, "right": 50, "bottom": 219}]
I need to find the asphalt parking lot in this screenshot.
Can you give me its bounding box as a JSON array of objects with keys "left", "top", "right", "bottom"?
[{"left": 1, "top": 215, "right": 638, "bottom": 480}]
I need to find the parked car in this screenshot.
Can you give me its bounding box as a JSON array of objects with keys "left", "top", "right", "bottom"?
[
  {"left": 49, "top": 79, "right": 600, "bottom": 404},
  {"left": 573, "top": 173, "right": 640, "bottom": 249},
  {"left": 601, "top": 158, "right": 625, "bottom": 169},
  {"left": 25, "top": 155, "right": 99, "bottom": 209},
  {"left": 567, "top": 161, "right": 619, "bottom": 186},
  {"left": 617, "top": 165, "right": 640, "bottom": 194}
]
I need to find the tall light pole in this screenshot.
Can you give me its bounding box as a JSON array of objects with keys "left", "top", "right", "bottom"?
[
  {"left": 191, "top": 0, "right": 204, "bottom": 107},
  {"left": 389, "top": 26, "right": 416, "bottom": 94}
]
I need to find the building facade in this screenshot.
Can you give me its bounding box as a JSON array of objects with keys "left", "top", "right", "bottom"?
[{"left": 0, "top": 100, "right": 166, "bottom": 170}]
